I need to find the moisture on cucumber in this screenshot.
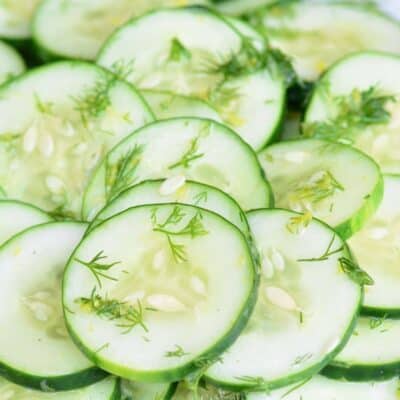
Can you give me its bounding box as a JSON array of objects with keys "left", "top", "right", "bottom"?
[
  {"left": 142, "top": 90, "right": 221, "bottom": 122},
  {"left": 97, "top": 7, "right": 286, "bottom": 150},
  {"left": 0, "top": 376, "right": 119, "bottom": 400},
  {"left": 304, "top": 52, "right": 400, "bottom": 174},
  {"left": 0, "top": 39, "right": 25, "bottom": 84},
  {"left": 91, "top": 179, "right": 249, "bottom": 235},
  {"left": 0, "top": 222, "right": 106, "bottom": 391},
  {"left": 0, "top": 61, "right": 154, "bottom": 218},
  {"left": 247, "top": 375, "right": 399, "bottom": 400},
  {"left": 247, "top": 2, "right": 400, "bottom": 82},
  {"left": 33, "top": 0, "right": 211, "bottom": 61},
  {"left": 324, "top": 316, "right": 400, "bottom": 382},
  {"left": 258, "top": 138, "right": 383, "bottom": 239},
  {"left": 0, "top": 200, "right": 51, "bottom": 246},
  {"left": 63, "top": 204, "right": 257, "bottom": 382},
  {"left": 120, "top": 379, "right": 176, "bottom": 400},
  {"left": 348, "top": 175, "right": 400, "bottom": 317},
  {"left": 205, "top": 209, "right": 363, "bottom": 391},
  {"left": 82, "top": 118, "right": 272, "bottom": 219}
]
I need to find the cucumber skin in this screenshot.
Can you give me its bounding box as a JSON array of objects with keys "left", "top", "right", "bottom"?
[
  {"left": 0, "top": 361, "right": 108, "bottom": 392},
  {"left": 361, "top": 305, "right": 400, "bottom": 319},
  {"left": 322, "top": 361, "right": 400, "bottom": 382}
]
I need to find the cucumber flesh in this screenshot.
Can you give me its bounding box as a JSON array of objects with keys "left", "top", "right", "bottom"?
[
  {"left": 0, "top": 40, "right": 25, "bottom": 84},
  {"left": 305, "top": 52, "right": 400, "bottom": 174},
  {"left": 348, "top": 175, "right": 400, "bottom": 316},
  {"left": 97, "top": 7, "right": 285, "bottom": 150},
  {"left": 0, "top": 61, "right": 154, "bottom": 218},
  {"left": 0, "top": 200, "right": 51, "bottom": 246},
  {"left": 142, "top": 90, "right": 221, "bottom": 122},
  {"left": 0, "top": 376, "right": 119, "bottom": 399},
  {"left": 63, "top": 204, "right": 257, "bottom": 382},
  {"left": 33, "top": 0, "right": 211, "bottom": 60},
  {"left": 82, "top": 118, "right": 272, "bottom": 219},
  {"left": 258, "top": 139, "right": 383, "bottom": 239},
  {"left": 254, "top": 2, "right": 400, "bottom": 81},
  {"left": 247, "top": 375, "right": 399, "bottom": 400},
  {"left": 325, "top": 316, "right": 400, "bottom": 381},
  {"left": 121, "top": 379, "right": 175, "bottom": 400},
  {"left": 205, "top": 209, "right": 361, "bottom": 391},
  {"left": 92, "top": 179, "right": 249, "bottom": 235},
  {"left": 0, "top": 222, "right": 106, "bottom": 390}
]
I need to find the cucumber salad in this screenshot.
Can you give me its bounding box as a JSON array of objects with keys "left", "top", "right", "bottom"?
[{"left": 1, "top": 1, "right": 400, "bottom": 399}]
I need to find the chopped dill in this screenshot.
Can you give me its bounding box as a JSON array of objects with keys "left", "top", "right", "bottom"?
[
  {"left": 164, "top": 344, "right": 190, "bottom": 358},
  {"left": 168, "top": 136, "right": 204, "bottom": 170},
  {"left": 292, "top": 352, "right": 313, "bottom": 366},
  {"left": 235, "top": 376, "right": 271, "bottom": 393},
  {"left": 297, "top": 234, "right": 343, "bottom": 262},
  {"left": 193, "top": 191, "right": 208, "bottom": 205},
  {"left": 34, "top": 93, "right": 54, "bottom": 115},
  {"left": 169, "top": 38, "right": 192, "bottom": 62},
  {"left": 339, "top": 257, "right": 374, "bottom": 286},
  {"left": 286, "top": 211, "right": 312, "bottom": 234}
]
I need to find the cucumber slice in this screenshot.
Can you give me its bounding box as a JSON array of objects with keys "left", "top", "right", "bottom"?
[
  {"left": 0, "top": 1, "right": 41, "bottom": 41},
  {"left": 82, "top": 118, "right": 272, "bottom": 219},
  {"left": 304, "top": 52, "right": 400, "bottom": 174},
  {"left": 249, "top": 2, "right": 400, "bottom": 82},
  {"left": 63, "top": 204, "right": 257, "bottom": 382},
  {"left": 97, "top": 7, "right": 286, "bottom": 150},
  {"left": 142, "top": 90, "right": 221, "bottom": 122},
  {"left": 121, "top": 380, "right": 176, "bottom": 400},
  {"left": 215, "top": 0, "right": 274, "bottom": 17},
  {"left": 247, "top": 375, "right": 399, "bottom": 400},
  {"left": 0, "top": 40, "right": 25, "bottom": 84},
  {"left": 0, "top": 222, "right": 106, "bottom": 391},
  {"left": 325, "top": 316, "right": 400, "bottom": 381},
  {"left": 0, "top": 61, "right": 154, "bottom": 218},
  {"left": 258, "top": 138, "right": 383, "bottom": 239},
  {"left": 33, "top": 0, "right": 211, "bottom": 61},
  {"left": 0, "top": 200, "right": 51, "bottom": 246},
  {"left": 348, "top": 175, "right": 400, "bottom": 316},
  {"left": 0, "top": 376, "right": 119, "bottom": 399},
  {"left": 205, "top": 209, "right": 362, "bottom": 391},
  {"left": 92, "top": 179, "right": 249, "bottom": 235}
]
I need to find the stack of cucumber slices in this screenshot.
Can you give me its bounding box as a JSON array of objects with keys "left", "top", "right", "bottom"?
[{"left": 1, "top": 1, "right": 400, "bottom": 399}]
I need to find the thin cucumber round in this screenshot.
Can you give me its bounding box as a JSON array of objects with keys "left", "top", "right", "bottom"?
[
  {"left": 205, "top": 209, "right": 362, "bottom": 391},
  {"left": 0, "top": 61, "right": 154, "bottom": 218},
  {"left": 97, "top": 7, "right": 286, "bottom": 151},
  {"left": 0, "top": 376, "right": 119, "bottom": 399},
  {"left": 305, "top": 52, "right": 400, "bottom": 174},
  {"left": 348, "top": 175, "right": 400, "bottom": 317},
  {"left": 0, "top": 40, "right": 25, "bottom": 84},
  {"left": 249, "top": 2, "right": 400, "bottom": 82},
  {"left": 142, "top": 90, "right": 221, "bottom": 122},
  {"left": 247, "top": 375, "right": 399, "bottom": 400},
  {"left": 0, "top": 1, "right": 41, "bottom": 41},
  {"left": 33, "top": 0, "right": 211, "bottom": 61},
  {"left": 91, "top": 179, "right": 249, "bottom": 235},
  {"left": 0, "top": 200, "right": 51, "bottom": 246},
  {"left": 0, "top": 222, "right": 106, "bottom": 391},
  {"left": 120, "top": 380, "right": 176, "bottom": 400},
  {"left": 324, "top": 316, "right": 400, "bottom": 381},
  {"left": 258, "top": 138, "right": 383, "bottom": 239},
  {"left": 63, "top": 204, "right": 257, "bottom": 382},
  {"left": 82, "top": 118, "right": 273, "bottom": 219}
]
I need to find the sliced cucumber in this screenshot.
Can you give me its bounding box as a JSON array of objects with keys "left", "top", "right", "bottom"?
[
  {"left": 0, "top": 376, "right": 119, "bottom": 399},
  {"left": 0, "top": 221, "right": 107, "bottom": 391},
  {"left": 304, "top": 52, "right": 400, "bottom": 174},
  {"left": 92, "top": 179, "right": 249, "bottom": 235},
  {"left": 63, "top": 204, "right": 257, "bottom": 382},
  {"left": 0, "top": 61, "right": 154, "bottom": 218},
  {"left": 247, "top": 375, "right": 399, "bottom": 400},
  {"left": 0, "top": 200, "right": 51, "bottom": 246},
  {"left": 258, "top": 139, "right": 383, "bottom": 239},
  {"left": 0, "top": 0, "right": 41, "bottom": 41},
  {"left": 0, "top": 40, "right": 25, "bottom": 84},
  {"left": 215, "top": 0, "right": 275, "bottom": 17},
  {"left": 97, "top": 7, "right": 286, "bottom": 150},
  {"left": 142, "top": 90, "right": 221, "bottom": 122},
  {"left": 121, "top": 379, "right": 176, "bottom": 400},
  {"left": 205, "top": 209, "right": 362, "bottom": 391},
  {"left": 325, "top": 316, "right": 400, "bottom": 381},
  {"left": 33, "top": 0, "right": 211, "bottom": 61},
  {"left": 249, "top": 2, "right": 400, "bottom": 82},
  {"left": 348, "top": 175, "right": 400, "bottom": 316},
  {"left": 82, "top": 118, "right": 272, "bottom": 219}
]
